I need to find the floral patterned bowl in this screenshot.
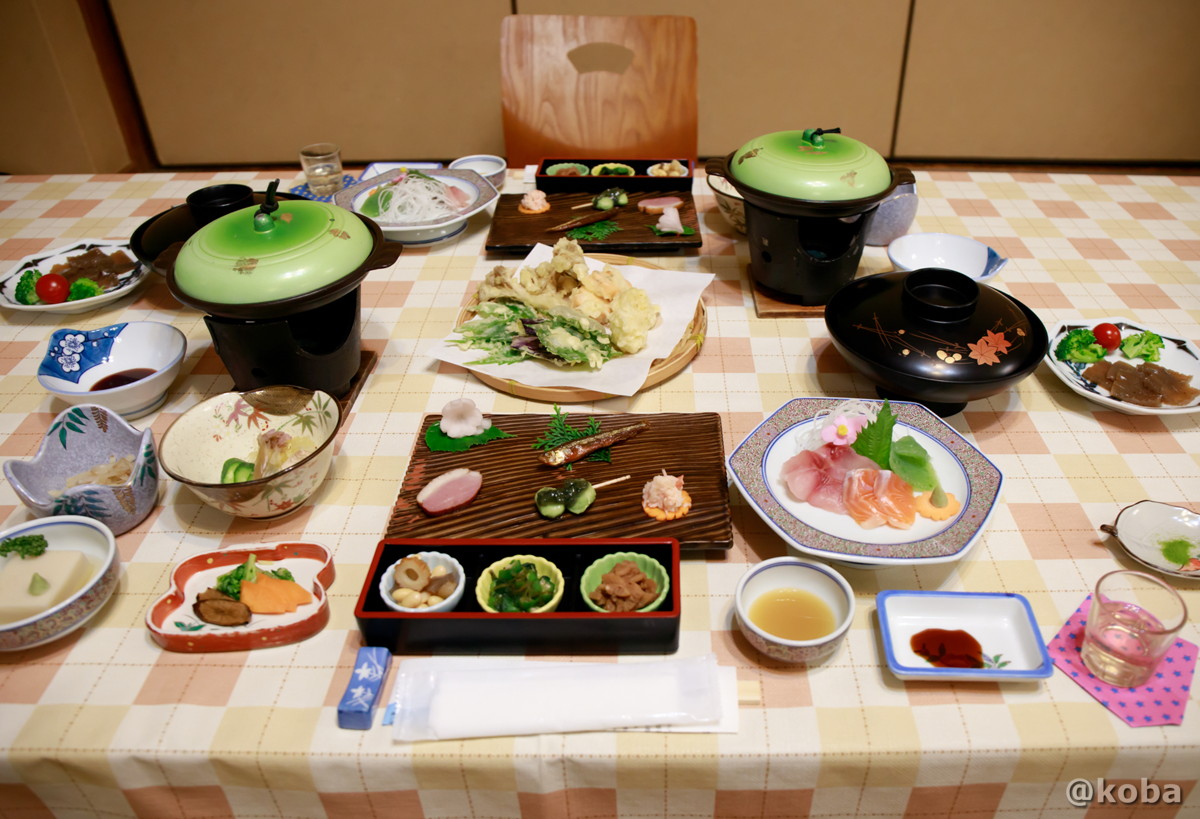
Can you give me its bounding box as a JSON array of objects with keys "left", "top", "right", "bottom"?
[
  {"left": 734, "top": 557, "right": 855, "bottom": 665},
  {"left": 37, "top": 321, "right": 187, "bottom": 419},
  {"left": 3, "top": 404, "right": 158, "bottom": 535},
  {"left": 0, "top": 516, "right": 120, "bottom": 651},
  {"left": 158, "top": 386, "right": 340, "bottom": 519}
]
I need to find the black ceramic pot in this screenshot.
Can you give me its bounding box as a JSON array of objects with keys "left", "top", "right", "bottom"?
[{"left": 824, "top": 268, "right": 1049, "bottom": 416}]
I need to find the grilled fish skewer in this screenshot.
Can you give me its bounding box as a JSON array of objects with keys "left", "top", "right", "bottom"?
[{"left": 538, "top": 422, "right": 649, "bottom": 466}]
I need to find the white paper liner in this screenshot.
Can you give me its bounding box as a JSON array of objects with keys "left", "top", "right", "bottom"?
[
  {"left": 425, "top": 243, "right": 713, "bottom": 396},
  {"left": 389, "top": 654, "right": 730, "bottom": 741}
]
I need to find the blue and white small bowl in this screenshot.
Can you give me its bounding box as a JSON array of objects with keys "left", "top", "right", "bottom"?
[
  {"left": 449, "top": 154, "right": 507, "bottom": 191},
  {"left": 734, "top": 557, "right": 855, "bottom": 664},
  {"left": 0, "top": 516, "right": 120, "bottom": 651},
  {"left": 4, "top": 404, "right": 158, "bottom": 535},
  {"left": 887, "top": 232, "right": 1007, "bottom": 280},
  {"left": 37, "top": 321, "right": 186, "bottom": 419}
]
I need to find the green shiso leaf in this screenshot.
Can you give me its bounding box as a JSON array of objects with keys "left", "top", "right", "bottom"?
[
  {"left": 425, "top": 422, "right": 514, "bottom": 452},
  {"left": 850, "top": 400, "right": 896, "bottom": 469}
]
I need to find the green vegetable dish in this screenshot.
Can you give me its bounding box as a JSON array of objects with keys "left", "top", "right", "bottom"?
[
  {"left": 0, "top": 534, "right": 49, "bottom": 559},
  {"left": 453, "top": 301, "right": 616, "bottom": 369},
  {"left": 1054, "top": 328, "right": 1108, "bottom": 363},
  {"left": 486, "top": 559, "right": 557, "bottom": 612},
  {"left": 214, "top": 554, "right": 295, "bottom": 600}
]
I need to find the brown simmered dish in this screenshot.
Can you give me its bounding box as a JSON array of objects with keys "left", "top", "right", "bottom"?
[
  {"left": 588, "top": 559, "right": 658, "bottom": 612},
  {"left": 1081, "top": 359, "right": 1200, "bottom": 407},
  {"left": 50, "top": 247, "right": 135, "bottom": 289},
  {"left": 193, "top": 587, "right": 251, "bottom": 626}
]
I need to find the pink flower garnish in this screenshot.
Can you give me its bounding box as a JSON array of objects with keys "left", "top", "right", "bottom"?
[{"left": 821, "top": 415, "right": 866, "bottom": 446}]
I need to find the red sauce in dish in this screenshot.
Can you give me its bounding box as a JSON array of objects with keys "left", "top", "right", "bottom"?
[
  {"left": 91, "top": 368, "right": 156, "bottom": 391},
  {"left": 910, "top": 628, "right": 984, "bottom": 668}
]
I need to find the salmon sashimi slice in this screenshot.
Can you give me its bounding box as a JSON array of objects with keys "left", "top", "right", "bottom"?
[
  {"left": 843, "top": 468, "right": 918, "bottom": 530},
  {"left": 781, "top": 443, "right": 877, "bottom": 515}
]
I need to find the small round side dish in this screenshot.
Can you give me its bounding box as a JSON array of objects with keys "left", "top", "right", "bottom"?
[
  {"left": 734, "top": 557, "right": 855, "bottom": 664},
  {"left": 449, "top": 154, "right": 507, "bottom": 190},
  {"left": 580, "top": 552, "right": 669, "bottom": 613},
  {"left": 0, "top": 516, "right": 120, "bottom": 652},
  {"left": 1101, "top": 500, "right": 1200, "bottom": 579},
  {"left": 379, "top": 551, "right": 466, "bottom": 613},
  {"left": 888, "top": 233, "right": 1007, "bottom": 281},
  {"left": 4, "top": 404, "right": 158, "bottom": 535},
  {"left": 475, "top": 554, "right": 564, "bottom": 614},
  {"left": 544, "top": 162, "right": 589, "bottom": 178},
  {"left": 37, "top": 321, "right": 187, "bottom": 420},
  {"left": 158, "top": 385, "right": 340, "bottom": 520}
]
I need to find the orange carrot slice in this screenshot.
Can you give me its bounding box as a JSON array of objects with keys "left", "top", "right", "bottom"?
[{"left": 240, "top": 572, "right": 312, "bottom": 614}]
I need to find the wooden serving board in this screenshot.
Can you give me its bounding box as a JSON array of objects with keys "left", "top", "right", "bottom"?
[
  {"left": 385, "top": 412, "right": 733, "bottom": 551},
  {"left": 484, "top": 191, "right": 703, "bottom": 253}
]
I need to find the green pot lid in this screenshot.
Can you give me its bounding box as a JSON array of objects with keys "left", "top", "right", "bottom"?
[
  {"left": 730, "top": 128, "right": 892, "bottom": 201},
  {"left": 173, "top": 184, "right": 372, "bottom": 305}
]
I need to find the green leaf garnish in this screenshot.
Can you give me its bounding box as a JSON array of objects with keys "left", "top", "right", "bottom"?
[
  {"left": 566, "top": 220, "right": 621, "bottom": 241},
  {"left": 850, "top": 400, "right": 896, "bottom": 469},
  {"left": 648, "top": 225, "right": 695, "bottom": 236},
  {"left": 531, "top": 405, "right": 610, "bottom": 470},
  {"left": 425, "top": 423, "right": 514, "bottom": 452}
]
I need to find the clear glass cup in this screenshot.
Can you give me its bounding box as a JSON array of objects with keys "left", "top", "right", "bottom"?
[
  {"left": 299, "top": 142, "right": 344, "bottom": 197},
  {"left": 1081, "top": 570, "right": 1187, "bottom": 688}
]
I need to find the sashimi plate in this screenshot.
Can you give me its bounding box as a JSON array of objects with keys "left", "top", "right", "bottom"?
[
  {"left": 146, "top": 541, "right": 334, "bottom": 652},
  {"left": 1044, "top": 318, "right": 1200, "bottom": 416},
  {"left": 727, "top": 398, "right": 1003, "bottom": 566}
]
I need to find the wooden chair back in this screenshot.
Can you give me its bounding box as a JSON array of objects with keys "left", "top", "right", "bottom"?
[{"left": 500, "top": 15, "right": 698, "bottom": 167}]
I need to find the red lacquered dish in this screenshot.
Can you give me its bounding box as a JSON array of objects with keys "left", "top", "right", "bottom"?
[{"left": 146, "top": 541, "right": 334, "bottom": 652}]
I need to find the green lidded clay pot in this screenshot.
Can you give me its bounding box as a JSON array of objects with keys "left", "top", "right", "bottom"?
[
  {"left": 730, "top": 127, "right": 892, "bottom": 202},
  {"left": 172, "top": 183, "right": 373, "bottom": 308}
]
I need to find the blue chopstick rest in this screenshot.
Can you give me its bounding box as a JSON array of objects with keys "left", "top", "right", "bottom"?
[{"left": 337, "top": 646, "right": 392, "bottom": 730}]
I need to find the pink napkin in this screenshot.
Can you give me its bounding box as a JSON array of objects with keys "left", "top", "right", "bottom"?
[{"left": 1049, "top": 595, "right": 1195, "bottom": 727}]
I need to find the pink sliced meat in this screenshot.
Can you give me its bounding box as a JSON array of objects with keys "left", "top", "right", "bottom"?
[
  {"left": 416, "top": 468, "right": 482, "bottom": 515},
  {"left": 637, "top": 196, "right": 685, "bottom": 214},
  {"left": 780, "top": 443, "right": 876, "bottom": 514}
]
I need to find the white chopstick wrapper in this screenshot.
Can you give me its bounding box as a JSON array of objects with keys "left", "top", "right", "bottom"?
[
  {"left": 391, "top": 654, "right": 725, "bottom": 741},
  {"left": 426, "top": 243, "right": 713, "bottom": 397}
]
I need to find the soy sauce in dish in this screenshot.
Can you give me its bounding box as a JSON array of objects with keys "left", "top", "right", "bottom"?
[
  {"left": 910, "top": 628, "right": 984, "bottom": 668},
  {"left": 90, "top": 368, "right": 156, "bottom": 391}
]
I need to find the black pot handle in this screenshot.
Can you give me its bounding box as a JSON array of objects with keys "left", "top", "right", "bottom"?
[
  {"left": 364, "top": 240, "right": 404, "bottom": 271},
  {"left": 891, "top": 166, "right": 916, "bottom": 187},
  {"left": 704, "top": 155, "right": 730, "bottom": 182}
]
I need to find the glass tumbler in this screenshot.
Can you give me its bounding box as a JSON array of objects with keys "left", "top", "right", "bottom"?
[
  {"left": 299, "top": 142, "right": 344, "bottom": 197},
  {"left": 1081, "top": 570, "right": 1187, "bottom": 688}
]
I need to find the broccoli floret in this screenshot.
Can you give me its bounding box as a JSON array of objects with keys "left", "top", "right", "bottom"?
[
  {"left": 1119, "top": 330, "right": 1164, "bottom": 362},
  {"left": 1054, "top": 328, "right": 1108, "bottom": 363},
  {"left": 66, "top": 278, "right": 104, "bottom": 301},
  {"left": 13, "top": 269, "right": 41, "bottom": 305},
  {"left": 0, "top": 534, "right": 49, "bottom": 559}
]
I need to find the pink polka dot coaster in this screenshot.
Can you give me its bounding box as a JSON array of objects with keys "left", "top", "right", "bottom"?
[{"left": 1049, "top": 595, "right": 1195, "bottom": 727}]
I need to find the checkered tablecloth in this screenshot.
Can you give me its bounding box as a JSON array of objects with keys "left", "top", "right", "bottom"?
[{"left": 0, "top": 169, "right": 1197, "bottom": 818}]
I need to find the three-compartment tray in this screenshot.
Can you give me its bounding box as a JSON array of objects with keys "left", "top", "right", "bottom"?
[
  {"left": 354, "top": 537, "right": 681, "bottom": 655},
  {"left": 535, "top": 158, "right": 694, "bottom": 193}
]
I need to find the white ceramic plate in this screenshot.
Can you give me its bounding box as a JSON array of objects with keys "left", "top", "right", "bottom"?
[
  {"left": 0, "top": 240, "right": 151, "bottom": 314},
  {"left": 876, "top": 590, "right": 1053, "bottom": 681},
  {"left": 335, "top": 168, "right": 498, "bottom": 244},
  {"left": 1043, "top": 317, "right": 1200, "bottom": 416},
  {"left": 1101, "top": 500, "right": 1200, "bottom": 579},
  {"left": 726, "top": 397, "right": 1003, "bottom": 566}
]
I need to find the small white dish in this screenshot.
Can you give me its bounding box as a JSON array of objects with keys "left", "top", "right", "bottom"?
[
  {"left": 449, "top": 154, "right": 507, "bottom": 191},
  {"left": 379, "top": 551, "right": 465, "bottom": 613},
  {"left": 1043, "top": 317, "right": 1200, "bottom": 416},
  {"left": 726, "top": 397, "right": 1003, "bottom": 567},
  {"left": 0, "top": 239, "right": 151, "bottom": 314},
  {"left": 876, "top": 590, "right": 1053, "bottom": 682},
  {"left": 888, "top": 232, "right": 1007, "bottom": 280},
  {"left": 1100, "top": 500, "right": 1200, "bottom": 579},
  {"left": 37, "top": 321, "right": 187, "bottom": 419},
  {"left": 335, "top": 168, "right": 499, "bottom": 244}
]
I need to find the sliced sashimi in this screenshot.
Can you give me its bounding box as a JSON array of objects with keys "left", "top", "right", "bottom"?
[
  {"left": 843, "top": 468, "right": 917, "bottom": 530},
  {"left": 780, "top": 443, "right": 877, "bottom": 515}
]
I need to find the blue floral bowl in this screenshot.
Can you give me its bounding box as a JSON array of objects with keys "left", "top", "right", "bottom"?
[
  {"left": 4, "top": 404, "right": 159, "bottom": 535},
  {"left": 37, "top": 321, "right": 187, "bottom": 419}
]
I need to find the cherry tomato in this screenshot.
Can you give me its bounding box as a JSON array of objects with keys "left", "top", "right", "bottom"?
[
  {"left": 1093, "top": 322, "right": 1122, "bottom": 352},
  {"left": 34, "top": 272, "right": 69, "bottom": 304}
]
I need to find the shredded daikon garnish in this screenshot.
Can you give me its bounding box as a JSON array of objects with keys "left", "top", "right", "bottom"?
[{"left": 373, "top": 170, "right": 468, "bottom": 224}]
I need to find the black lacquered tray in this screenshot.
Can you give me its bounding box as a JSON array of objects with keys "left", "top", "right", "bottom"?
[{"left": 354, "top": 537, "right": 680, "bottom": 655}]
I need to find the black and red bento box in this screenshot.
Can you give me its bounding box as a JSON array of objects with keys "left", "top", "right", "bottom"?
[
  {"left": 354, "top": 537, "right": 681, "bottom": 655},
  {"left": 535, "top": 158, "right": 693, "bottom": 193}
]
